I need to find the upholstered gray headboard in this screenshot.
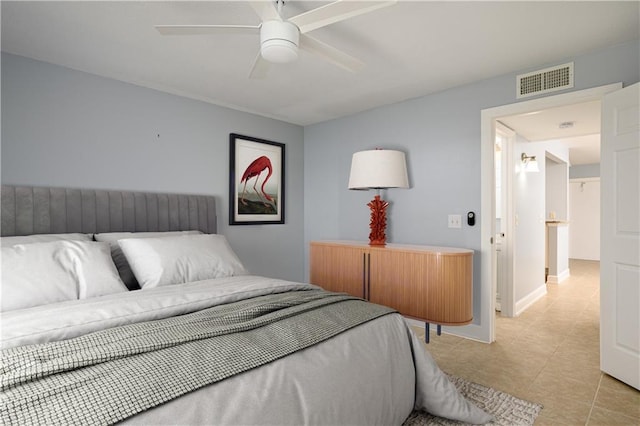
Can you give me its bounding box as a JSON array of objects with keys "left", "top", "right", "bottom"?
[{"left": 1, "top": 185, "right": 217, "bottom": 237}]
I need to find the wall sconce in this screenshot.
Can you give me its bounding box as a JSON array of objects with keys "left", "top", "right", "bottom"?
[
  {"left": 521, "top": 153, "right": 539, "bottom": 173},
  {"left": 348, "top": 149, "right": 409, "bottom": 245}
]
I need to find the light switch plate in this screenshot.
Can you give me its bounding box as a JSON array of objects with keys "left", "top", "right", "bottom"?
[{"left": 448, "top": 214, "right": 462, "bottom": 228}]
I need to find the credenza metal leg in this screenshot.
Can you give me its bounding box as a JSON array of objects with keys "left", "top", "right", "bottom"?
[{"left": 425, "top": 323, "right": 442, "bottom": 344}]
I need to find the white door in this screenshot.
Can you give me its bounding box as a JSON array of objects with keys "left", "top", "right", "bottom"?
[
  {"left": 494, "top": 122, "right": 515, "bottom": 317},
  {"left": 600, "top": 82, "right": 640, "bottom": 390},
  {"left": 495, "top": 130, "right": 504, "bottom": 312}
]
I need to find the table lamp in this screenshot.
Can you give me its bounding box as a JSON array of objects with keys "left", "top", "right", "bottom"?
[{"left": 348, "top": 149, "right": 409, "bottom": 245}]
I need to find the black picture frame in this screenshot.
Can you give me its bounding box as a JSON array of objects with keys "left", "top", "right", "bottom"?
[{"left": 229, "top": 133, "right": 285, "bottom": 225}]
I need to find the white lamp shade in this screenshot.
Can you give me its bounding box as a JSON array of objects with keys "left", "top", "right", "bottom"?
[
  {"left": 348, "top": 150, "right": 409, "bottom": 189},
  {"left": 521, "top": 153, "right": 540, "bottom": 173},
  {"left": 524, "top": 158, "right": 539, "bottom": 172}
]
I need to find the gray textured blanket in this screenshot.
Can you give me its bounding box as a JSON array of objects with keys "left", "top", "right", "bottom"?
[{"left": 0, "top": 290, "right": 395, "bottom": 425}]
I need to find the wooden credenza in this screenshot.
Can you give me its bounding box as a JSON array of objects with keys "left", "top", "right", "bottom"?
[{"left": 310, "top": 241, "right": 473, "bottom": 327}]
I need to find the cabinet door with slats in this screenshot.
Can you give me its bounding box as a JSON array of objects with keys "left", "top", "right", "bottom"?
[
  {"left": 369, "top": 248, "right": 473, "bottom": 325},
  {"left": 309, "top": 242, "right": 367, "bottom": 298},
  {"left": 368, "top": 249, "right": 426, "bottom": 317}
]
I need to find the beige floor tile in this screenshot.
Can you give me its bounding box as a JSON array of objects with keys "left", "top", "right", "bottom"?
[
  {"left": 468, "top": 366, "right": 537, "bottom": 397},
  {"left": 560, "top": 339, "right": 600, "bottom": 356},
  {"left": 494, "top": 327, "right": 523, "bottom": 342},
  {"left": 425, "top": 345, "right": 457, "bottom": 363},
  {"left": 534, "top": 320, "right": 579, "bottom": 336},
  {"left": 510, "top": 328, "right": 567, "bottom": 350},
  {"left": 425, "top": 331, "right": 465, "bottom": 346},
  {"left": 541, "top": 357, "right": 603, "bottom": 384},
  {"left": 553, "top": 341, "right": 600, "bottom": 360},
  {"left": 410, "top": 325, "right": 423, "bottom": 334},
  {"left": 490, "top": 353, "right": 548, "bottom": 377},
  {"left": 594, "top": 375, "right": 640, "bottom": 420},
  {"left": 529, "top": 393, "right": 592, "bottom": 425},
  {"left": 429, "top": 260, "right": 640, "bottom": 424},
  {"left": 450, "top": 338, "right": 496, "bottom": 354},
  {"left": 508, "top": 338, "right": 561, "bottom": 359},
  {"left": 529, "top": 369, "right": 599, "bottom": 405},
  {"left": 518, "top": 308, "right": 551, "bottom": 322},
  {"left": 533, "top": 412, "right": 580, "bottom": 425},
  {"left": 564, "top": 328, "right": 600, "bottom": 344},
  {"left": 587, "top": 406, "right": 639, "bottom": 425},
  {"left": 440, "top": 363, "right": 486, "bottom": 384}
]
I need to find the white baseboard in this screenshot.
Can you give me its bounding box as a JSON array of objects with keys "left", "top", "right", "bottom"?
[
  {"left": 547, "top": 268, "right": 571, "bottom": 284},
  {"left": 515, "top": 285, "right": 548, "bottom": 316},
  {"left": 441, "top": 323, "right": 490, "bottom": 343}
]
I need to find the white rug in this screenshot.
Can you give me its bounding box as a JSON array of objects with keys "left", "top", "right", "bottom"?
[{"left": 403, "top": 375, "right": 543, "bottom": 426}]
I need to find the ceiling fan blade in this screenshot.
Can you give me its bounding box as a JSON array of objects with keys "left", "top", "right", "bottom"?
[
  {"left": 155, "top": 25, "right": 259, "bottom": 36},
  {"left": 248, "top": 51, "right": 271, "bottom": 79},
  {"left": 249, "top": 1, "right": 282, "bottom": 22},
  {"left": 289, "top": 0, "right": 396, "bottom": 34},
  {"left": 299, "top": 34, "right": 364, "bottom": 73}
]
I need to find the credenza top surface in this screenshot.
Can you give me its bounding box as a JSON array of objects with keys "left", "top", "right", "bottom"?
[{"left": 311, "top": 240, "right": 473, "bottom": 255}]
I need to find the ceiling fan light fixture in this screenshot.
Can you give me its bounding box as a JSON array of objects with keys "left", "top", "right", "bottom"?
[
  {"left": 260, "top": 21, "right": 299, "bottom": 63},
  {"left": 261, "top": 39, "right": 298, "bottom": 63}
]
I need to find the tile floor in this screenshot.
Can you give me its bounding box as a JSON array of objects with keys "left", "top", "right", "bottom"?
[{"left": 413, "top": 259, "right": 640, "bottom": 425}]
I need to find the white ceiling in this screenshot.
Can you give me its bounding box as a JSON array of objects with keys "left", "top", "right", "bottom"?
[
  {"left": 1, "top": 0, "right": 640, "bottom": 164},
  {"left": 562, "top": 134, "right": 601, "bottom": 165},
  {"left": 499, "top": 100, "right": 602, "bottom": 165},
  {"left": 2, "top": 1, "right": 638, "bottom": 129}
]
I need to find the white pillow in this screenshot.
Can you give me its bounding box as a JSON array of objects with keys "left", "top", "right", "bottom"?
[
  {"left": 118, "top": 234, "right": 248, "bottom": 289},
  {"left": 1, "top": 240, "right": 127, "bottom": 312},
  {"left": 94, "top": 231, "right": 202, "bottom": 290},
  {"left": 1, "top": 233, "right": 93, "bottom": 247}
]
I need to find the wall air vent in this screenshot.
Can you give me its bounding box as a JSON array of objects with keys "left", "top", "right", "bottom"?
[{"left": 517, "top": 62, "right": 574, "bottom": 99}]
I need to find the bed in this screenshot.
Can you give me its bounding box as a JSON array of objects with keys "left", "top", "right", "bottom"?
[{"left": 0, "top": 185, "right": 491, "bottom": 425}]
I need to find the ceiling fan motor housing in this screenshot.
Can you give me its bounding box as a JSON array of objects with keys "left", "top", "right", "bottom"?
[{"left": 260, "top": 20, "right": 299, "bottom": 63}]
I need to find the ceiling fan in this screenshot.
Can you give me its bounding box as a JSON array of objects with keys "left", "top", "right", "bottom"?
[{"left": 155, "top": 0, "right": 396, "bottom": 78}]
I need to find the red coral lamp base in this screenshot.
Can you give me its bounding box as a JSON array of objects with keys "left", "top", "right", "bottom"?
[{"left": 367, "top": 195, "right": 389, "bottom": 246}]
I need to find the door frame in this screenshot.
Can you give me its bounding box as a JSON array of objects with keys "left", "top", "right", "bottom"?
[{"left": 480, "top": 83, "right": 622, "bottom": 343}]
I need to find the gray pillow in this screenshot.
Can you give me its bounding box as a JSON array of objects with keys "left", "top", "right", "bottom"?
[{"left": 94, "top": 231, "right": 202, "bottom": 290}]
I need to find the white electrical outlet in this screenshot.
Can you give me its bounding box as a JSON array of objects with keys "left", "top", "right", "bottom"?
[{"left": 448, "top": 214, "right": 462, "bottom": 229}]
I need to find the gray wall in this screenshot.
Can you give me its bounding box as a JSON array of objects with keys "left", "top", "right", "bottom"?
[
  {"left": 514, "top": 138, "right": 546, "bottom": 304},
  {"left": 1, "top": 53, "right": 305, "bottom": 282},
  {"left": 304, "top": 39, "right": 639, "bottom": 331},
  {"left": 2, "top": 38, "right": 638, "bottom": 335},
  {"left": 570, "top": 163, "right": 600, "bottom": 179}
]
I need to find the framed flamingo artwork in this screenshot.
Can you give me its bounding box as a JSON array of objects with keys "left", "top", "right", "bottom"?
[{"left": 229, "top": 133, "right": 285, "bottom": 225}]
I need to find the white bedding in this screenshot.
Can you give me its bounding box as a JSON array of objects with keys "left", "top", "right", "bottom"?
[
  {"left": 1, "top": 276, "right": 316, "bottom": 349},
  {"left": 1, "top": 275, "right": 492, "bottom": 425}
]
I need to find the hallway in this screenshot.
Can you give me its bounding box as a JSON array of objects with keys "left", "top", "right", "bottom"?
[{"left": 415, "top": 259, "right": 639, "bottom": 425}]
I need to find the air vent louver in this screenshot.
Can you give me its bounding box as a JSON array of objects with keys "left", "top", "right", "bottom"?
[{"left": 517, "top": 62, "right": 574, "bottom": 98}]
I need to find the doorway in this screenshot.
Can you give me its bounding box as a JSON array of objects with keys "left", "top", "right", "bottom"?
[
  {"left": 493, "top": 118, "right": 573, "bottom": 317},
  {"left": 480, "top": 83, "right": 622, "bottom": 343}
]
